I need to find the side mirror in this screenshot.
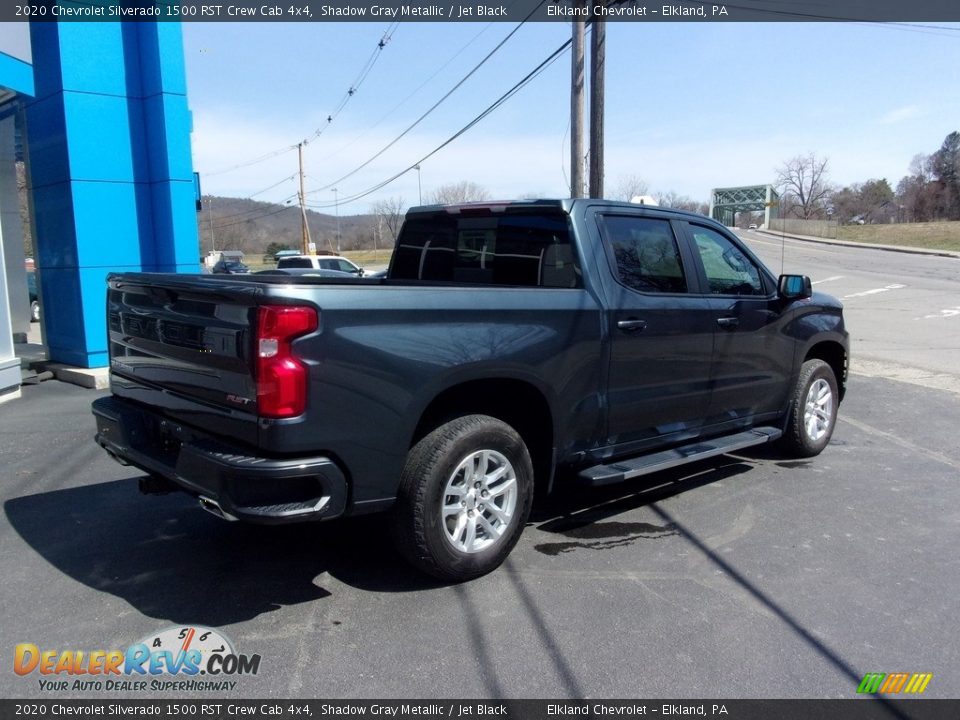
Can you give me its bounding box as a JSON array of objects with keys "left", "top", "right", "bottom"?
[
  {"left": 778, "top": 274, "right": 812, "bottom": 300},
  {"left": 358, "top": 268, "right": 365, "bottom": 277}
]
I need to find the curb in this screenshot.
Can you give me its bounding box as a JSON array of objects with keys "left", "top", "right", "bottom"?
[
  {"left": 754, "top": 230, "right": 960, "bottom": 259},
  {"left": 37, "top": 361, "right": 110, "bottom": 390}
]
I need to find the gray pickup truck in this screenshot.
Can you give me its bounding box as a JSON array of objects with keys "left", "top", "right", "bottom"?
[{"left": 93, "top": 199, "right": 848, "bottom": 581}]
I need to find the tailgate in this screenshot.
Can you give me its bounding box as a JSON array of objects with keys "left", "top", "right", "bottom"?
[{"left": 107, "top": 273, "right": 262, "bottom": 440}]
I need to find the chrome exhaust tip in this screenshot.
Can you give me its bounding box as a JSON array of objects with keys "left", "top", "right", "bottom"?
[{"left": 198, "top": 496, "right": 239, "bottom": 521}]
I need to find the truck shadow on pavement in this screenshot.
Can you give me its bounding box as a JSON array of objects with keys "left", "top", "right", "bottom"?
[
  {"left": 4, "top": 449, "right": 818, "bottom": 625},
  {"left": 530, "top": 456, "right": 755, "bottom": 555},
  {"left": 3, "top": 475, "right": 446, "bottom": 626}
]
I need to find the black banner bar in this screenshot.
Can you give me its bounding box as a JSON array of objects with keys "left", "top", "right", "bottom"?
[
  {"left": 3, "top": 700, "right": 960, "bottom": 720},
  {"left": 6, "top": 0, "right": 960, "bottom": 23}
]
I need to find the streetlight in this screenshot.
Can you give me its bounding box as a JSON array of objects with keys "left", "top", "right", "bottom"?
[
  {"left": 332, "top": 188, "right": 341, "bottom": 254},
  {"left": 414, "top": 164, "right": 422, "bottom": 205}
]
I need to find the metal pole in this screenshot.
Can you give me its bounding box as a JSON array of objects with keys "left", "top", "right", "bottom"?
[
  {"left": 298, "top": 142, "right": 309, "bottom": 255},
  {"left": 570, "top": 3, "right": 585, "bottom": 198},
  {"left": 332, "top": 188, "right": 341, "bottom": 254},
  {"left": 414, "top": 164, "right": 422, "bottom": 205},
  {"left": 588, "top": 10, "right": 605, "bottom": 199},
  {"left": 207, "top": 196, "right": 215, "bottom": 253}
]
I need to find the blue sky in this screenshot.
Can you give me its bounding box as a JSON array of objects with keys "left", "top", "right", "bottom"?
[{"left": 183, "top": 21, "right": 960, "bottom": 213}]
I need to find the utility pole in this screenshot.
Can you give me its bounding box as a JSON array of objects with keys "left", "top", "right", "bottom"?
[
  {"left": 570, "top": 1, "right": 585, "bottom": 198},
  {"left": 298, "top": 142, "right": 312, "bottom": 255},
  {"left": 207, "top": 196, "right": 215, "bottom": 253},
  {"left": 588, "top": 8, "right": 605, "bottom": 199},
  {"left": 414, "top": 164, "right": 423, "bottom": 205},
  {"left": 332, "top": 188, "right": 341, "bottom": 254}
]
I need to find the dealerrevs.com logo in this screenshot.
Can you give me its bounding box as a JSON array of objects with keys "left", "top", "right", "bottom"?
[{"left": 14, "top": 626, "right": 261, "bottom": 693}]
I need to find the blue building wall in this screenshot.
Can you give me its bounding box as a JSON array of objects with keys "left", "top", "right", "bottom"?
[
  {"left": 0, "top": 52, "right": 34, "bottom": 97},
  {"left": 26, "top": 22, "right": 198, "bottom": 368}
]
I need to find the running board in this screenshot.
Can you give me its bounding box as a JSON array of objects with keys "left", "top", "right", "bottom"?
[{"left": 578, "top": 427, "right": 782, "bottom": 486}]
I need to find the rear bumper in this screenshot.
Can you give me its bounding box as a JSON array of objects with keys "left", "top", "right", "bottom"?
[{"left": 92, "top": 396, "right": 347, "bottom": 524}]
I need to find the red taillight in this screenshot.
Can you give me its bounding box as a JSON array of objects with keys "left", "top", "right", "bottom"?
[{"left": 255, "top": 305, "right": 318, "bottom": 418}]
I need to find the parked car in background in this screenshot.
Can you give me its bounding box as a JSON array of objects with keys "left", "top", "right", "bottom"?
[
  {"left": 212, "top": 259, "right": 250, "bottom": 274},
  {"left": 26, "top": 271, "right": 39, "bottom": 322},
  {"left": 255, "top": 268, "right": 356, "bottom": 279},
  {"left": 277, "top": 254, "right": 364, "bottom": 276}
]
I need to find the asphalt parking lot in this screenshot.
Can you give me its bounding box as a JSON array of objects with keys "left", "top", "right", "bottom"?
[{"left": 2, "top": 368, "right": 958, "bottom": 699}]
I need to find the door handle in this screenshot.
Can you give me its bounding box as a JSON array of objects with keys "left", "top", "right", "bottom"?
[
  {"left": 716, "top": 317, "right": 739, "bottom": 330},
  {"left": 617, "top": 319, "right": 647, "bottom": 332}
]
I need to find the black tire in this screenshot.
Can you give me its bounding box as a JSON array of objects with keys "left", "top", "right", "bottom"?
[
  {"left": 781, "top": 359, "right": 839, "bottom": 458},
  {"left": 31, "top": 301, "right": 40, "bottom": 323},
  {"left": 391, "top": 414, "right": 534, "bottom": 582}
]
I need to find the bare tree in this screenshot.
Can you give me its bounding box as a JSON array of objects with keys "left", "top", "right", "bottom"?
[
  {"left": 372, "top": 196, "right": 406, "bottom": 243},
  {"left": 430, "top": 181, "right": 490, "bottom": 205},
  {"left": 652, "top": 191, "right": 708, "bottom": 215},
  {"left": 776, "top": 153, "right": 832, "bottom": 219},
  {"left": 932, "top": 131, "right": 960, "bottom": 219},
  {"left": 611, "top": 174, "right": 650, "bottom": 202},
  {"left": 897, "top": 154, "right": 938, "bottom": 222}
]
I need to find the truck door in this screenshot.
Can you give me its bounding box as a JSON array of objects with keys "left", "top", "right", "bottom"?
[
  {"left": 679, "top": 222, "right": 793, "bottom": 430},
  {"left": 592, "top": 211, "right": 715, "bottom": 453}
]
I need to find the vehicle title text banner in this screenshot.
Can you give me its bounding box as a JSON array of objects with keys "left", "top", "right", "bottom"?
[{"left": 7, "top": 0, "right": 960, "bottom": 22}]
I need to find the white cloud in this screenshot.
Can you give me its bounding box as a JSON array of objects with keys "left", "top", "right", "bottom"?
[{"left": 878, "top": 106, "right": 922, "bottom": 125}]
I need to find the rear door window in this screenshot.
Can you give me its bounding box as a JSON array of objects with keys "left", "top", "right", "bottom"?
[
  {"left": 599, "top": 215, "right": 688, "bottom": 294},
  {"left": 391, "top": 213, "right": 580, "bottom": 288}
]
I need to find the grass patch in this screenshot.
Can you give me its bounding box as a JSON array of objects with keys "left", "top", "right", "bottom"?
[
  {"left": 341, "top": 249, "right": 393, "bottom": 267},
  {"left": 837, "top": 222, "right": 960, "bottom": 252}
]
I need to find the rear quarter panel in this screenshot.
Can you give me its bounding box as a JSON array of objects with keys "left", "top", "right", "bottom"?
[{"left": 268, "top": 284, "right": 605, "bottom": 506}]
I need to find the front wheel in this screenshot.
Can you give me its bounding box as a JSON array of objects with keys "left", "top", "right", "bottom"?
[
  {"left": 391, "top": 414, "right": 534, "bottom": 582},
  {"left": 781, "top": 359, "right": 839, "bottom": 457}
]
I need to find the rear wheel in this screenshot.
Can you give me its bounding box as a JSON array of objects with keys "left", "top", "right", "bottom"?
[
  {"left": 391, "top": 414, "right": 534, "bottom": 582},
  {"left": 782, "top": 359, "right": 838, "bottom": 457},
  {"left": 30, "top": 300, "right": 40, "bottom": 323}
]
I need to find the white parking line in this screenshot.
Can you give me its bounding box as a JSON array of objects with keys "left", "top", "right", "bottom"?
[
  {"left": 843, "top": 284, "right": 906, "bottom": 298},
  {"left": 812, "top": 275, "right": 845, "bottom": 285},
  {"left": 920, "top": 306, "right": 960, "bottom": 320}
]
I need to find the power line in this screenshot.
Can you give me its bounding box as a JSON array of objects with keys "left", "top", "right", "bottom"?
[
  {"left": 854, "top": 21, "right": 960, "bottom": 38},
  {"left": 305, "top": 21, "right": 400, "bottom": 143},
  {"left": 202, "top": 144, "right": 297, "bottom": 178},
  {"left": 313, "top": 22, "right": 498, "bottom": 166},
  {"left": 305, "top": 0, "right": 548, "bottom": 196},
  {"left": 304, "top": 34, "right": 572, "bottom": 211},
  {"left": 249, "top": 174, "right": 297, "bottom": 198},
  {"left": 199, "top": 24, "right": 399, "bottom": 180},
  {"left": 203, "top": 202, "right": 271, "bottom": 225},
  {"left": 211, "top": 203, "right": 297, "bottom": 231},
  {"left": 202, "top": 189, "right": 298, "bottom": 225}
]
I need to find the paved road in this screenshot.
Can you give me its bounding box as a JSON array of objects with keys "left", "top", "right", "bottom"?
[
  {"left": 2, "top": 373, "right": 958, "bottom": 699},
  {"left": 737, "top": 230, "right": 960, "bottom": 393}
]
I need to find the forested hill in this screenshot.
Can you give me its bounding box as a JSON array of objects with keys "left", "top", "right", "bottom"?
[{"left": 197, "top": 195, "right": 381, "bottom": 256}]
